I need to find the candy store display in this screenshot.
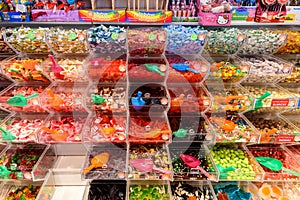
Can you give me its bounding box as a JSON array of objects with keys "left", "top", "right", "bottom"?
[
  {"left": 38, "top": 113, "right": 88, "bottom": 143},
  {"left": 166, "top": 54, "right": 210, "bottom": 83},
  {"left": 0, "top": 28, "right": 15, "bottom": 54},
  {"left": 1, "top": 56, "right": 50, "bottom": 82},
  {"left": 208, "top": 144, "right": 264, "bottom": 181},
  {"left": 128, "top": 181, "right": 171, "bottom": 200},
  {"left": 0, "top": 184, "right": 41, "bottom": 200},
  {"left": 169, "top": 142, "right": 217, "bottom": 180},
  {"left": 0, "top": 85, "right": 47, "bottom": 113},
  {"left": 87, "top": 180, "right": 126, "bottom": 200},
  {"left": 241, "top": 56, "right": 293, "bottom": 84},
  {"left": 42, "top": 56, "right": 88, "bottom": 82},
  {"left": 46, "top": 28, "right": 88, "bottom": 54},
  {"left": 128, "top": 144, "right": 172, "bottom": 180},
  {"left": 171, "top": 181, "right": 216, "bottom": 200},
  {"left": 247, "top": 144, "right": 300, "bottom": 181},
  {"left": 4, "top": 27, "right": 51, "bottom": 54},
  {"left": 169, "top": 0, "right": 199, "bottom": 21},
  {"left": 163, "top": 25, "right": 207, "bottom": 55},
  {"left": 206, "top": 28, "right": 246, "bottom": 55},
  {"left": 83, "top": 144, "right": 127, "bottom": 180},
  {"left": 276, "top": 30, "right": 300, "bottom": 54}
]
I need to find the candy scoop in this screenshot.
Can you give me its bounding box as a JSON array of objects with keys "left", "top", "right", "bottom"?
[
  {"left": 0, "top": 127, "right": 16, "bottom": 141},
  {"left": 91, "top": 94, "right": 105, "bottom": 105},
  {"left": 131, "top": 91, "right": 145, "bottom": 111},
  {"left": 41, "top": 126, "right": 69, "bottom": 142},
  {"left": 45, "top": 88, "right": 64, "bottom": 111},
  {"left": 173, "top": 129, "right": 188, "bottom": 138},
  {"left": 129, "top": 158, "right": 171, "bottom": 174},
  {"left": 256, "top": 156, "right": 300, "bottom": 177},
  {"left": 253, "top": 91, "right": 272, "bottom": 111},
  {"left": 83, "top": 152, "right": 110, "bottom": 174},
  {"left": 0, "top": 166, "right": 11, "bottom": 179},
  {"left": 48, "top": 55, "right": 64, "bottom": 79},
  {"left": 144, "top": 64, "right": 165, "bottom": 76},
  {"left": 215, "top": 164, "right": 235, "bottom": 179},
  {"left": 7, "top": 93, "right": 39, "bottom": 107},
  {"left": 171, "top": 63, "right": 199, "bottom": 74}
]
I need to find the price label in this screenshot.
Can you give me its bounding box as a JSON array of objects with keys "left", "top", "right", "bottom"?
[
  {"left": 276, "top": 135, "right": 295, "bottom": 142},
  {"left": 271, "top": 99, "right": 289, "bottom": 107}
]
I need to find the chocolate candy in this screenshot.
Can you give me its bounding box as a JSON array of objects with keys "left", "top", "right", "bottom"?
[
  {"left": 129, "top": 183, "right": 170, "bottom": 200},
  {"left": 88, "top": 180, "right": 126, "bottom": 200},
  {"left": 128, "top": 28, "right": 167, "bottom": 55},
  {"left": 171, "top": 182, "right": 214, "bottom": 200},
  {"left": 88, "top": 25, "right": 127, "bottom": 54},
  {"left": 47, "top": 28, "right": 88, "bottom": 54},
  {"left": 163, "top": 25, "right": 207, "bottom": 55},
  {"left": 206, "top": 28, "right": 246, "bottom": 55}
]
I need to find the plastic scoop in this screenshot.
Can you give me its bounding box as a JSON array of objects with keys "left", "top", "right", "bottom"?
[
  {"left": 180, "top": 154, "right": 215, "bottom": 180},
  {"left": 46, "top": 88, "right": 64, "bottom": 111},
  {"left": 144, "top": 64, "right": 165, "bottom": 76},
  {"left": 0, "top": 127, "right": 16, "bottom": 141},
  {"left": 131, "top": 91, "right": 145, "bottom": 111},
  {"left": 254, "top": 91, "right": 272, "bottom": 110},
  {"left": 255, "top": 156, "right": 300, "bottom": 177},
  {"left": 48, "top": 55, "right": 64, "bottom": 79},
  {"left": 0, "top": 166, "right": 11, "bottom": 179},
  {"left": 83, "top": 152, "right": 110, "bottom": 174},
  {"left": 41, "top": 126, "right": 68, "bottom": 142},
  {"left": 142, "top": 129, "right": 172, "bottom": 139},
  {"left": 173, "top": 129, "right": 188, "bottom": 138},
  {"left": 216, "top": 164, "right": 235, "bottom": 179},
  {"left": 171, "top": 63, "right": 199, "bottom": 74},
  {"left": 7, "top": 93, "right": 39, "bottom": 107},
  {"left": 91, "top": 94, "right": 105, "bottom": 105},
  {"left": 130, "top": 158, "right": 171, "bottom": 174}
]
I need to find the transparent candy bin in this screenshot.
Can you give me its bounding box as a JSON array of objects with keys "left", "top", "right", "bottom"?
[
  {"left": 212, "top": 182, "right": 261, "bottom": 200},
  {"left": 279, "top": 58, "right": 300, "bottom": 83},
  {"left": 88, "top": 25, "right": 127, "bottom": 55},
  {"left": 0, "top": 181, "right": 43, "bottom": 200},
  {"left": 0, "top": 55, "right": 50, "bottom": 82},
  {"left": 208, "top": 55, "right": 250, "bottom": 84},
  {"left": 128, "top": 143, "right": 172, "bottom": 180},
  {"left": 85, "top": 53, "right": 127, "bottom": 83},
  {"left": 0, "top": 83, "right": 48, "bottom": 113},
  {"left": 242, "top": 83, "right": 297, "bottom": 114},
  {"left": 278, "top": 83, "right": 300, "bottom": 115},
  {"left": 127, "top": 27, "right": 167, "bottom": 56},
  {"left": 0, "top": 28, "right": 15, "bottom": 54},
  {"left": 169, "top": 142, "right": 218, "bottom": 181},
  {"left": 83, "top": 112, "right": 127, "bottom": 144},
  {"left": 36, "top": 170, "right": 88, "bottom": 200},
  {"left": 245, "top": 113, "right": 300, "bottom": 143},
  {"left": 166, "top": 54, "right": 210, "bottom": 84},
  {"left": 208, "top": 143, "right": 264, "bottom": 181},
  {"left": 83, "top": 180, "right": 126, "bottom": 200},
  {"left": 128, "top": 56, "right": 168, "bottom": 83},
  {"left": 127, "top": 180, "right": 171, "bottom": 200},
  {"left": 167, "top": 83, "right": 211, "bottom": 114},
  {"left": 205, "top": 111, "right": 260, "bottom": 143},
  {"left": 4, "top": 27, "right": 51, "bottom": 54},
  {"left": 82, "top": 143, "right": 127, "bottom": 180},
  {"left": 39, "top": 82, "right": 87, "bottom": 113},
  {"left": 128, "top": 112, "right": 171, "bottom": 143},
  {"left": 241, "top": 55, "right": 293, "bottom": 84},
  {"left": 86, "top": 83, "right": 127, "bottom": 114},
  {"left": 246, "top": 144, "right": 300, "bottom": 181},
  {"left": 42, "top": 55, "right": 88, "bottom": 83},
  {"left": 276, "top": 29, "right": 300, "bottom": 54},
  {"left": 208, "top": 84, "right": 255, "bottom": 113},
  {"left": 0, "top": 143, "right": 56, "bottom": 181},
  {"left": 37, "top": 112, "right": 89, "bottom": 143},
  {"left": 46, "top": 27, "right": 89, "bottom": 55},
  {"left": 0, "top": 113, "right": 48, "bottom": 143},
  {"left": 129, "top": 83, "right": 169, "bottom": 114}
]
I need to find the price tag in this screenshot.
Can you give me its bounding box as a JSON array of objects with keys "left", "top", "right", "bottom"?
[
  {"left": 271, "top": 99, "right": 289, "bottom": 107},
  {"left": 276, "top": 135, "right": 295, "bottom": 142}
]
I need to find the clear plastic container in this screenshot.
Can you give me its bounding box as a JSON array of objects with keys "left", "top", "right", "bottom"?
[
  {"left": 128, "top": 56, "right": 168, "bottom": 83},
  {"left": 169, "top": 143, "right": 218, "bottom": 181},
  {"left": 129, "top": 83, "right": 169, "bottom": 114},
  {"left": 128, "top": 113, "right": 171, "bottom": 143},
  {"left": 0, "top": 181, "right": 43, "bottom": 200},
  {"left": 245, "top": 113, "right": 299, "bottom": 143},
  {"left": 280, "top": 57, "right": 300, "bottom": 83},
  {"left": 83, "top": 112, "right": 127, "bottom": 143},
  {"left": 128, "top": 27, "right": 167, "bottom": 56},
  {"left": 0, "top": 83, "right": 48, "bottom": 113},
  {"left": 127, "top": 180, "right": 171, "bottom": 200},
  {"left": 276, "top": 29, "right": 300, "bottom": 54},
  {"left": 4, "top": 27, "right": 51, "bottom": 54},
  {"left": 37, "top": 113, "right": 89, "bottom": 143},
  {"left": 164, "top": 25, "right": 207, "bottom": 55},
  {"left": 1, "top": 55, "right": 50, "bottom": 82},
  {"left": 171, "top": 181, "right": 216, "bottom": 200},
  {"left": 88, "top": 25, "right": 127, "bottom": 55},
  {"left": 42, "top": 55, "right": 88, "bottom": 83},
  {"left": 0, "top": 143, "right": 56, "bottom": 181},
  {"left": 246, "top": 144, "right": 300, "bottom": 181},
  {"left": 85, "top": 53, "right": 127, "bottom": 83},
  {"left": 166, "top": 54, "right": 210, "bottom": 84},
  {"left": 86, "top": 83, "right": 127, "bottom": 114},
  {"left": 241, "top": 55, "right": 293, "bottom": 84},
  {"left": 0, "top": 28, "right": 15, "bottom": 54},
  {"left": 82, "top": 143, "right": 127, "bottom": 180},
  {"left": 209, "top": 143, "right": 264, "bottom": 181},
  {"left": 128, "top": 143, "right": 172, "bottom": 180},
  {"left": 168, "top": 83, "right": 211, "bottom": 114},
  {"left": 46, "top": 27, "right": 88, "bottom": 55}
]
